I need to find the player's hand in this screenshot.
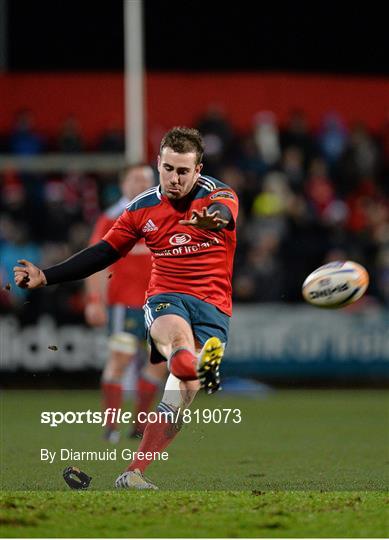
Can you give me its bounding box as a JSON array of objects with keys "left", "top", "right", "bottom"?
[
  {"left": 178, "top": 207, "right": 229, "bottom": 230},
  {"left": 84, "top": 301, "right": 107, "bottom": 327},
  {"left": 13, "top": 259, "right": 47, "bottom": 289}
]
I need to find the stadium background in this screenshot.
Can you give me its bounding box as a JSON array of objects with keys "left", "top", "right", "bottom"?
[{"left": 1, "top": 1, "right": 388, "bottom": 385}]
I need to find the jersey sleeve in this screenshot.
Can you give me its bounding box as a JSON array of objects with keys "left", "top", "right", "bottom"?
[
  {"left": 89, "top": 214, "right": 115, "bottom": 245},
  {"left": 103, "top": 210, "right": 141, "bottom": 257},
  {"left": 207, "top": 188, "right": 239, "bottom": 224}
]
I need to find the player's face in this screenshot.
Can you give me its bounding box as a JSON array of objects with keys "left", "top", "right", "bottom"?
[
  {"left": 158, "top": 148, "right": 203, "bottom": 199},
  {"left": 121, "top": 166, "right": 154, "bottom": 200}
]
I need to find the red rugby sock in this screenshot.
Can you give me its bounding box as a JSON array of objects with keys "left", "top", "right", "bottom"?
[
  {"left": 101, "top": 382, "right": 122, "bottom": 429},
  {"left": 169, "top": 348, "right": 197, "bottom": 380},
  {"left": 127, "top": 407, "right": 179, "bottom": 473},
  {"left": 134, "top": 377, "right": 159, "bottom": 434}
]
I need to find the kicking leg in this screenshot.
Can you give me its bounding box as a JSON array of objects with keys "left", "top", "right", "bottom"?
[
  {"left": 150, "top": 314, "right": 198, "bottom": 380},
  {"left": 115, "top": 316, "right": 224, "bottom": 488}
]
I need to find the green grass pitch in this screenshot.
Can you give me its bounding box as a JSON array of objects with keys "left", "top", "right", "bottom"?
[{"left": 1, "top": 389, "right": 388, "bottom": 537}]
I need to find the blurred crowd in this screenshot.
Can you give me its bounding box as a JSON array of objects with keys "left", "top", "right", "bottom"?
[
  {"left": 0, "top": 110, "right": 124, "bottom": 154},
  {"left": 1, "top": 107, "right": 389, "bottom": 322}
]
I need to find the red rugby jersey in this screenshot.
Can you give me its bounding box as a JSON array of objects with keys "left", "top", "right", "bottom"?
[
  {"left": 103, "top": 176, "right": 238, "bottom": 316},
  {"left": 89, "top": 197, "right": 152, "bottom": 307}
]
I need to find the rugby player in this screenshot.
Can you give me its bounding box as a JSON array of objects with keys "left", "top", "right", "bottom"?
[
  {"left": 14, "top": 127, "right": 238, "bottom": 490},
  {"left": 85, "top": 164, "right": 167, "bottom": 443}
]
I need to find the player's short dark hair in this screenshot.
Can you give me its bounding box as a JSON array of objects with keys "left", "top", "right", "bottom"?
[{"left": 160, "top": 127, "right": 204, "bottom": 165}]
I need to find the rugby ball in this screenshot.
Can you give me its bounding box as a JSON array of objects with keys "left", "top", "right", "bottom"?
[{"left": 302, "top": 261, "right": 369, "bottom": 308}]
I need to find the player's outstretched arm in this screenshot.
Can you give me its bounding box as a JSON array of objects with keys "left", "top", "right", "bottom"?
[
  {"left": 178, "top": 204, "right": 232, "bottom": 230},
  {"left": 14, "top": 240, "right": 121, "bottom": 289}
]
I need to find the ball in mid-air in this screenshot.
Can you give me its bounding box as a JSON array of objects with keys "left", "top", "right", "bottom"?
[{"left": 302, "top": 261, "right": 369, "bottom": 308}]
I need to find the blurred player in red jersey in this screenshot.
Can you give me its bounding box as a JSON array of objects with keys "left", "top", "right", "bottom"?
[
  {"left": 14, "top": 127, "right": 238, "bottom": 490},
  {"left": 85, "top": 164, "right": 167, "bottom": 443}
]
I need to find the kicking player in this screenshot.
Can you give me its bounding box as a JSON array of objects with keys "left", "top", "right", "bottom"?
[
  {"left": 85, "top": 164, "right": 167, "bottom": 443},
  {"left": 14, "top": 127, "right": 238, "bottom": 490}
]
